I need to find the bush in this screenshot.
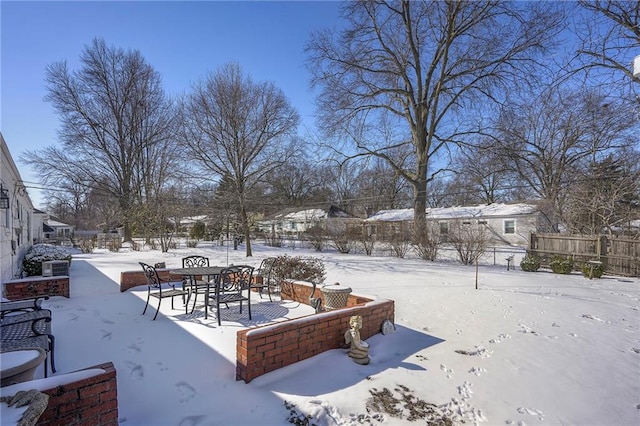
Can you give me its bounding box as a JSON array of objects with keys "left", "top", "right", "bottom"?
[
  {"left": 186, "top": 239, "right": 198, "bottom": 248},
  {"left": 520, "top": 253, "right": 541, "bottom": 272},
  {"left": 22, "top": 244, "right": 72, "bottom": 276},
  {"left": 582, "top": 261, "right": 605, "bottom": 278},
  {"left": 78, "top": 237, "right": 95, "bottom": 254},
  {"left": 550, "top": 255, "right": 573, "bottom": 274},
  {"left": 107, "top": 238, "right": 121, "bottom": 252},
  {"left": 272, "top": 255, "right": 326, "bottom": 285}
]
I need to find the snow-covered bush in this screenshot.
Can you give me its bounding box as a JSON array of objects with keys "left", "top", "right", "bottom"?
[
  {"left": 22, "top": 244, "right": 72, "bottom": 276},
  {"left": 520, "top": 253, "right": 541, "bottom": 272},
  {"left": 550, "top": 255, "right": 573, "bottom": 274},
  {"left": 582, "top": 261, "right": 605, "bottom": 278},
  {"left": 272, "top": 255, "right": 326, "bottom": 285}
]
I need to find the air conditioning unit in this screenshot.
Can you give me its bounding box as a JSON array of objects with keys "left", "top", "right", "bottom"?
[{"left": 42, "top": 260, "right": 69, "bottom": 277}]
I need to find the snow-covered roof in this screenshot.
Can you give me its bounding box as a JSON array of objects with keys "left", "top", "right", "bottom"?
[
  {"left": 365, "top": 203, "right": 538, "bottom": 222},
  {"left": 273, "top": 208, "right": 328, "bottom": 221},
  {"left": 263, "top": 205, "right": 351, "bottom": 222},
  {"left": 46, "top": 219, "right": 73, "bottom": 228}
]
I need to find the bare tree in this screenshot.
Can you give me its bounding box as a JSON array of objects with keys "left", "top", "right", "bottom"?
[
  {"left": 576, "top": 1, "right": 639, "bottom": 84},
  {"left": 181, "top": 63, "right": 300, "bottom": 257},
  {"left": 307, "top": 0, "right": 565, "bottom": 236},
  {"left": 261, "top": 158, "right": 331, "bottom": 210},
  {"left": 22, "top": 38, "right": 179, "bottom": 240},
  {"left": 448, "top": 220, "right": 491, "bottom": 265},
  {"left": 564, "top": 152, "right": 640, "bottom": 235},
  {"left": 494, "top": 86, "right": 636, "bottom": 230}
]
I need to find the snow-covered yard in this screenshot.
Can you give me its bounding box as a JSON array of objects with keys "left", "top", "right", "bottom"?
[{"left": 3, "top": 241, "right": 639, "bottom": 425}]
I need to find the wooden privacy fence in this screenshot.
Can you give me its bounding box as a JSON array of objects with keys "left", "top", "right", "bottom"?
[{"left": 529, "top": 233, "right": 640, "bottom": 277}]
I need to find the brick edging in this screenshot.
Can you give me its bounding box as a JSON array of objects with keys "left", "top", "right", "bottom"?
[{"left": 37, "top": 361, "right": 118, "bottom": 425}]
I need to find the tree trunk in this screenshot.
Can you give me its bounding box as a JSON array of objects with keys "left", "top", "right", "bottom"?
[{"left": 239, "top": 203, "right": 253, "bottom": 257}]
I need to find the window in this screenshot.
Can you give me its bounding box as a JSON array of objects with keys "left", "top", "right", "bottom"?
[
  {"left": 504, "top": 220, "right": 515, "bottom": 234},
  {"left": 439, "top": 222, "right": 448, "bottom": 234}
]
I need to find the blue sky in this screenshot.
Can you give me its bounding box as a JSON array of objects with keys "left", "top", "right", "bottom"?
[{"left": 1, "top": 1, "right": 343, "bottom": 208}]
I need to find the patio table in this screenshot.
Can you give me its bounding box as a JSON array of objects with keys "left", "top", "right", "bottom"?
[{"left": 169, "top": 266, "right": 225, "bottom": 280}]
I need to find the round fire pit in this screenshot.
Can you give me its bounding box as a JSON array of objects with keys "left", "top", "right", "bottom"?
[{"left": 321, "top": 284, "right": 352, "bottom": 311}]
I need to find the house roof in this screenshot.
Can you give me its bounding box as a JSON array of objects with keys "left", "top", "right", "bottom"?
[
  {"left": 264, "top": 205, "right": 351, "bottom": 222},
  {"left": 46, "top": 219, "right": 73, "bottom": 228},
  {"left": 365, "top": 203, "right": 539, "bottom": 222}
]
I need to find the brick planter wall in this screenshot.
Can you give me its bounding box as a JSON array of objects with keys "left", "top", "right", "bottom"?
[
  {"left": 120, "top": 269, "right": 176, "bottom": 292},
  {"left": 236, "top": 281, "right": 394, "bottom": 383},
  {"left": 1, "top": 362, "right": 118, "bottom": 425},
  {"left": 3, "top": 276, "right": 70, "bottom": 299}
]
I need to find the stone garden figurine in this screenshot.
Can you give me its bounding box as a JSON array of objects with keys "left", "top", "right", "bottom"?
[{"left": 344, "top": 315, "right": 370, "bottom": 365}]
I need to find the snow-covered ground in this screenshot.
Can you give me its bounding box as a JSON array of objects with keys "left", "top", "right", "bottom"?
[{"left": 3, "top": 241, "right": 639, "bottom": 425}]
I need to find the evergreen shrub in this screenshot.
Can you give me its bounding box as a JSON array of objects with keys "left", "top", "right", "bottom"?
[
  {"left": 550, "top": 255, "right": 573, "bottom": 274},
  {"left": 22, "top": 244, "right": 72, "bottom": 276},
  {"left": 582, "top": 261, "right": 605, "bottom": 278},
  {"left": 520, "top": 253, "right": 541, "bottom": 272}
]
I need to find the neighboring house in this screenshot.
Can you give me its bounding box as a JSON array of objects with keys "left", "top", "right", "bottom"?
[
  {"left": 44, "top": 218, "right": 75, "bottom": 243},
  {"left": 363, "top": 203, "right": 544, "bottom": 246},
  {"left": 256, "top": 205, "right": 353, "bottom": 235},
  {"left": 169, "top": 215, "right": 208, "bottom": 235},
  {"left": 1, "top": 133, "right": 37, "bottom": 282},
  {"left": 33, "top": 208, "right": 48, "bottom": 243}
]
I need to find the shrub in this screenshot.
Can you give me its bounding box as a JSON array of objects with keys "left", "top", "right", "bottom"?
[
  {"left": 78, "top": 237, "right": 95, "bottom": 254},
  {"left": 272, "top": 255, "right": 326, "bottom": 285},
  {"left": 413, "top": 225, "right": 440, "bottom": 261},
  {"left": 520, "top": 253, "right": 541, "bottom": 272},
  {"left": 107, "top": 238, "right": 121, "bottom": 252},
  {"left": 582, "top": 261, "right": 605, "bottom": 278},
  {"left": 22, "top": 244, "right": 72, "bottom": 276},
  {"left": 186, "top": 239, "right": 198, "bottom": 248},
  {"left": 550, "top": 255, "right": 573, "bottom": 274}
]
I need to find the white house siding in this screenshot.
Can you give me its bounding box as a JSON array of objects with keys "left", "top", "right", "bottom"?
[
  {"left": 1, "top": 134, "right": 36, "bottom": 283},
  {"left": 365, "top": 203, "right": 540, "bottom": 247}
]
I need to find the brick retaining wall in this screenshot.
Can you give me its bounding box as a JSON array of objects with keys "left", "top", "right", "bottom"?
[
  {"left": 1, "top": 362, "right": 118, "bottom": 425},
  {"left": 38, "top": 362, "right": 118, "bottom": 425},
  {"left": 236, "top": 281, "right": 394, "bottom": 383},
  {"left": 3, "top": 276, "right": 70, "bottom": 299},
  {"left": 120, "top": 269, "right": 176, "bottom": 292}
]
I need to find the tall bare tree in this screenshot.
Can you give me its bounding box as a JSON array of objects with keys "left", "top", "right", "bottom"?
[
  {"left": 494, "top": 86, "right": 636, "bottom": 230},
  {"left": 23, "top": 38, "right": 179, "bottom": 240},
  {"left": 181, "top": 63, "right": 300, "bottom": 257},
  {"left": 576, "top": 0, "right": 639, "bottom": 83},
  {"left": 307, "top": 0, "right": 564, "bottom": 235}
]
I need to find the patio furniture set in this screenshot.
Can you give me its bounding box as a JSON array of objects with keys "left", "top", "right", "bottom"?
[
  {"left": 139, "top": 256, "right": 278, "bottom": 324},
  {"left": 1, "top": 296, "right": 56, "bottom": 386}
]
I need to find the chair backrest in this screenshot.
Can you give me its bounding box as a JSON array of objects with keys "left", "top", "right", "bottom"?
[
  {"left": 182, "top": 256, "right": 209, "bottom": 268},
  {"left": 258, "top": 257, "right": 276, "bottom": 280},
  {"left": 139, "top": 262, "right": 161, "bottom": 288},
  {"left": 217, "top": 265, "right": 254, "bottom": 293}
]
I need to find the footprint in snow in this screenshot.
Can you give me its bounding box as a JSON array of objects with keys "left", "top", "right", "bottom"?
[
  {"left": 469, "top": 366, "right": 486, "bottom": 376},
  {"left": 178, "top": 415, "right": 207, "bottom": 426},
  {"left": 67, "top": 313, "right": 79, "bottom": 322},
  {"left": 517, "top": 407, "right": 544, "bottom": 420},
  {"left": 440, "top": 364, "right": 453, "bottom": 378},
  {"left": 125, "top": 361, "right": 143, "bottom": 380},
  {"left": 126, "top": 344, "right": 141, "bottom": 354},
  {"left": 569, "top": 333, "right": 578, "bottom": 337},
  {"left": 101, "top": 318, "right": 115, "bottom": 325},
  {"left": 176, "top": 381, "right": 196, "bottom": 402},
  {"left": 100, "top": 329, "right": 112, "bottom": 341}
]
